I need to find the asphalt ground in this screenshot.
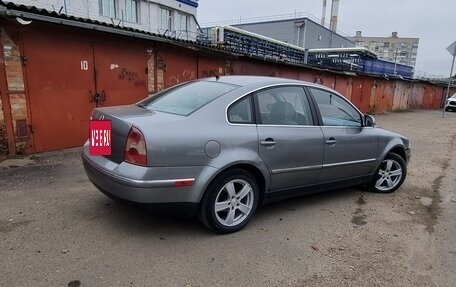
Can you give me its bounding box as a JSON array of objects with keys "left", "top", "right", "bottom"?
[{"left": 1, "top": 109, "right": 455, "bottom": 287}]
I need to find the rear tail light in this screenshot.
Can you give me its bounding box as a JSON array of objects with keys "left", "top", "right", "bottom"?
[{"left": 124, "top": 126, "right": 147, "bottom": 166}]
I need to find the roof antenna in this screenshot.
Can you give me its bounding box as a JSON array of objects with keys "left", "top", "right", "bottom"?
[{"left": 215, "top": 75, "right": 220, "bottom": 81}]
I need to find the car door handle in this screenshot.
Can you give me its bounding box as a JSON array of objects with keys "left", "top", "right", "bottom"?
[
  {"left": 325, "top": 138, "right": 337, "bottom": 145},
  {"left": 260, "top": 138, "right": 277, "bottom": 146}
]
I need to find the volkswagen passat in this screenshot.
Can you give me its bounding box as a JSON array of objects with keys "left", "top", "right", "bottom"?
[{"left": 82, "top": 76, "right": 411, "bottom": 233}]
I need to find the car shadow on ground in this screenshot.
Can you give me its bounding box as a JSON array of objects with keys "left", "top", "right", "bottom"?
[
  {"left": 257, "top": 187, "right": 361, "bottom": 214},
  {"left": 82, "top": 186, "right": 363, "bottom": 236},
  {"left": 81, "top": 194, "right": 209, "bottom": 235}
]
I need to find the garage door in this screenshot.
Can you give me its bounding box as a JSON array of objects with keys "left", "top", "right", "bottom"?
[{"left": 23, "top": 30, "right": 148, "bottom": 152}]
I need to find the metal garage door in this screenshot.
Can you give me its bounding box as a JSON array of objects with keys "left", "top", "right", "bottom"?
[{"left": 22, "top": 29, "right": 148, "bottom": 152}]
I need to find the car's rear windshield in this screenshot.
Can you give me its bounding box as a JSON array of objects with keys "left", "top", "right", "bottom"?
[{"left": 138, "top": 81, "right": 240, "bottom": 116}]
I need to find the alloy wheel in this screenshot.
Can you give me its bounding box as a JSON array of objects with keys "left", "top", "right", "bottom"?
[
  {"left": 375, "top": 158, "right": 403, "bottom": 192},
  {"left": 214, "top": 179, "right": 254, "bottom": 227}
]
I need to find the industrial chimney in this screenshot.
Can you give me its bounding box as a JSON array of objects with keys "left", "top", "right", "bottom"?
[
  {"left": 330, "top": 0, "right": 339, "bottom": 32},
  {"left": 321, "top": 0, "right": 327, "bottom": 26}
]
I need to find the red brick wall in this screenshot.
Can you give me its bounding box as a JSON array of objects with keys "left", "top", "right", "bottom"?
[
  {"left": 1, "top": 28, "right": 29, "bottom": 154},
  {"left": 0, "top": 97, "right": 7, "bottom": 157}
]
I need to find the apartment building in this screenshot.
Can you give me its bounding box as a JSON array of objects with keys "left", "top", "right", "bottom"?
[{"left": 349, "top": 31, "right": 419, "bottom": 67}]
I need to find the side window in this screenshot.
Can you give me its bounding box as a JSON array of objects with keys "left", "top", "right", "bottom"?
[
  {"left": 255, "top": 86, "right": 313, "bottom": 126},
  {"left": 228, "top": 96, "right": 254, "bottom": 124},
  {"left": 310, "top": 88, "right": 362, "bottom": 127}
]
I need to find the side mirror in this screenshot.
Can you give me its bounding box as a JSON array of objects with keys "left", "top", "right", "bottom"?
[{"left": 364, "top": 114, "right": 376, "bottom": 127}]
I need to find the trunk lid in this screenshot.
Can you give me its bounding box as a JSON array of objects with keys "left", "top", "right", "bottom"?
[{"left": 91, "top": 105, "right": 179, "bottom": 164}]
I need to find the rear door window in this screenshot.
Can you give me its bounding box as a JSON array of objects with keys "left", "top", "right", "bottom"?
[{"left": 255, "top": 86, "right": 313, "bottom": 125}]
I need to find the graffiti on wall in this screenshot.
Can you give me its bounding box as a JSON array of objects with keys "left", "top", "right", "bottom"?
[
  {"left": 118, "top": 68, "right": 138, "bottom": 81},
  {"left": 202, "top": 69, "right": 218, "bottom": 78},
  {"left": 118, "top": 68, "right": 145, "bottom": 87},
  {"left": 167, "top": 69, "right": 196, "bottom": 86}
]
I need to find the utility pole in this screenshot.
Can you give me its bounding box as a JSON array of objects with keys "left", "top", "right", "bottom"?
[{"left": 393, "top": 46, "right": 398, "bottom": 75}]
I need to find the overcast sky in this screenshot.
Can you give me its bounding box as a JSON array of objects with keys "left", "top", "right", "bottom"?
[{"left": 197, "top": 0, "right": 455, "bottom": 78}]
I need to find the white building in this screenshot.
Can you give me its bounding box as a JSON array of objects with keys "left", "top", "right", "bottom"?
[
  {"left": 7, "top": 0, "right": 200, "bottom": 40},
  {"left": 349, "top": 31, "right": 419, "bottom": 68}
]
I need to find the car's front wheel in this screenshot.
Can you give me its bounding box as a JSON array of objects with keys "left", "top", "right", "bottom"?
[
  {"left": 199, "top": 169, "right": 259, "bottom": 233},
  {"left": 370, "top": 153, "right": 407, "bottom": 193}
]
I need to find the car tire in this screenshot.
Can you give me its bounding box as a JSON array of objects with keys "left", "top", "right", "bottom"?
[
  {"left": 369, "top": 153, "right": 407, "bottom": 193},
  {"left": 199, "top": 169, "right": 259, "bottom": 234},
  {"left": 445, "top": 107, "right": 450, "bottom": 111}
]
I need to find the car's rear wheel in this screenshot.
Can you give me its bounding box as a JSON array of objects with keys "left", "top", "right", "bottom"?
[
  {"left": 199, "top": 169, "right": 259, "bottom": 233},
  {"left": 370, "top": 153, "right": 406, "bottom": 193}
]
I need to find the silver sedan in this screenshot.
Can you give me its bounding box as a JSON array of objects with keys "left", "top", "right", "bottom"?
[{"left": 82, "top": 76, "right": 411, "bottom": 233}]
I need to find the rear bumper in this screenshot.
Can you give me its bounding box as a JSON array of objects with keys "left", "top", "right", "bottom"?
[{"left": 81, "top": 144, "right": 217, "bottom": 206}]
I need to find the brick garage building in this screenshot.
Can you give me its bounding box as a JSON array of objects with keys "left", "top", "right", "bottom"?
[{"left": 0, "top": 2, "right": 452, "bottom": 157}]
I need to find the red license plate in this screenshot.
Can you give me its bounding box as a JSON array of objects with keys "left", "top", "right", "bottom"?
[{"left": 89, "top": 120, "right": 112, "bottom": 156}]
